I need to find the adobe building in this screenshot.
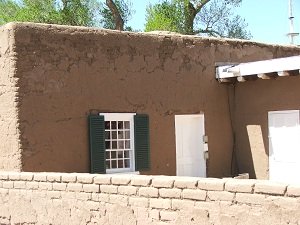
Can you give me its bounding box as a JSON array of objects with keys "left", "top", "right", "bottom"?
[{"left": 1, "top": 22, "right": 300, "bottom": 181}]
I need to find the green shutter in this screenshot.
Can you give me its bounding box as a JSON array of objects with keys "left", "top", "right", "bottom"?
[
  {"left": 88, "top": 115, "right": 106, "bottom": 174},
  {"left": 134, "top": 114, "right": 150, "bottom": 171}
]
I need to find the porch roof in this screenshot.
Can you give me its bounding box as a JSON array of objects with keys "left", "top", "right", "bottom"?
[{"left": 216, "top": 55, "right": 300, "bottom": 82}]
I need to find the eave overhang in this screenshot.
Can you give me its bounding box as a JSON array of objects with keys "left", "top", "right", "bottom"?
[{"left": 216, "top": 55, "right": 300, "bottom": 83}]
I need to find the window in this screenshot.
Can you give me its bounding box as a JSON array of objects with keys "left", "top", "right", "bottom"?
[
  {"left": 88, "top": 113, "right": 150, "bottom": 174},
  {"left": 101, "top": 113, "right": 135, "bottom": 173}
]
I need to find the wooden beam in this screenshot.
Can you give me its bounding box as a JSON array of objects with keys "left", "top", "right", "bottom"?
[
  {"left": 237, "top": 76, "right": 246, "bottom": 82},
  {"left": 257, "top": 72, "right": 278, "bottom": 79},
  {"left": 277, "top": 70, "right": 300, "bottom": 76}
]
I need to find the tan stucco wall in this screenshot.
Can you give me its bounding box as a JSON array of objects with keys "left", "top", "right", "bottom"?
[
  {"left": 2, "top": 22, "right": 300, "bottom": 177},
  {"left": 0, "top": 24, "right": 21, "bottom": 171},
  {"left": 234, "top": 76, "right": 300, "bottom": 179},
  {"left": 1, "top": 172, "right": 300, "bottom": 225}
]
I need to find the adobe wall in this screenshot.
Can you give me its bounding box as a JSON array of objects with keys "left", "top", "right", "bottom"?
[
  {"left": 1, "top": 172, "right": 300, "bottom": 225},
  {"left": 5, "top": 22, "right": 300, "bottom": 176},
  {"left": 0, "top": 24, "right": 21, "bottom": 171},
  {"left": 234, "top": 76, "right": 300, "bottom": 179}
]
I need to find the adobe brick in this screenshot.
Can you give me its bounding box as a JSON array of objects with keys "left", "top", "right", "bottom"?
[
  {"left": 129, "top": 197, "right": 149, "bottom": 207},
  {"left": 76, "top": 174, "right": 95, "bottom": 184},
  {"left": 109, "top": 194, "right": 128, "bottom": 206},
  {"left": 159, "top": 188, "right": 181, "bottom": 198},
  {"left": 83, "top": 184, "right": 100, "bottom": 193},
  {"left": 39, "top": 182, "right": 52, "bottom": 191},
  {"left": 172, "top": 199, "right": 195, "bottom": 210},
  {"left": 182, "top": 189, "right": 206, "bottom": 201},
  {"left": 111, "top": 176, "right": 131, "bottom": 185},
  {"left": 52, "top": 183, "right": 67, "bottom": 191},
  {"left": 254, "top": 181, "right": 287, "bottom": 195},
  {"left": 46, "top": 173, "right": 61, "bottom": 182},
  {"left": 198, "top": 178, "right": 225, "bottom": 191},
  {"left": 150, "top": 198, "right": 171, "bottom": 209},
  {"left": 287, "top": 184, "right": 300, "bottom": 197},
  {"left": 118, "top": 185, "right": 137, "bottom": 195},
  {"left": 34, "top": 173, "right": 47, "bottom": 182},
  {"left": 160, "top": 211, "right": 178, "bottom": 221},
  {"left": 19, "top": 172, "right": 34, "bottom": 181},
  {"left": 100, "top": 185, "right": 118, "bottom": 194},
  {"left": 174, "top": 178, "right": 198, "bottom": 189},
  {"left": 61, "top": 174, "right": 77, "bottom": 183},
  {"left": 66, "top": 183, "right": 83, "bottom": 192},
  {"left": 152, "top": 177, "right": 174, "bottom": 188},
  {"left": 207, "top": 191, "right": 235, "bottom": 202},
  {"left": 225, "top": 179, "right": 256, "bottom": 193},
  {"left": 131, "top": 175, "right": 152, "bottom": 186},
  {"left": 235, "top": 193, "right": 265, "bottom": 205},
  {"left": 139, "top": 187, "right": 159, "bottom": 197},
  {"left": 13, "top": 181, "right": 26, "bottom": 189},
  {"left": 94, "top": 175, "right": 111, "bottom": 185}
]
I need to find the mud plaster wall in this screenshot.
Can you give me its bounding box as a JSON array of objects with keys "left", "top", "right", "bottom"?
[
  {"left": 234, "top": 74, "right": 300, "bottom": 179},
  {"left": 0, "top": 24, "right": 21, "bottom": 170},
  {"left": 7, "top": 22, "right": 300, "bottom": 177}
]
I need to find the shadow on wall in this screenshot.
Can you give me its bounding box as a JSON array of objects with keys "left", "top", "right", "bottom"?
[{"left": 246, "top": 124, "right": 267, "bottom": 178}]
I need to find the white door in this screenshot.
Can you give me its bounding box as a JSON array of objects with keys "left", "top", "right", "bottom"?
[
  {"left": 175, "top": 114, "right": 206, "bottom": 177},
  {"left": 269, "top": 110, "right": 300, "bottom": 183}
]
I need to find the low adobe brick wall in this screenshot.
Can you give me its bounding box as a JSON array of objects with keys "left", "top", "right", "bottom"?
[{"left": 0, "top": 172, "right": 300, "bottom": 224}]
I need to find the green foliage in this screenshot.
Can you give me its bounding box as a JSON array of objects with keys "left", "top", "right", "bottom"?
[
  {"left": 145, "top": 1, "right": 183, "bottom": 33},
  {"left": 145, "top": 0, "right": 252, "bottom": 39},
  {"left": 0, "top": 0, "right": 61, "bottom": 25},
  {"left": 99, "top": 0, "right": 133, "bottom": 30},
  {"left": 0, "top": 0, "right": 101, "bottom": 27}
]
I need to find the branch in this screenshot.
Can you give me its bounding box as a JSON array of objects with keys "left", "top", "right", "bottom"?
[
  {"left": 106, "top": 0, "right": 124, "bottom": 31},
  {"left": 194, "top": 0, "right": 211, "bottom": 13}
]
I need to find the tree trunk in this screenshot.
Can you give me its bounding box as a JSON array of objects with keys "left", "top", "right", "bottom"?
[
  {"left": 106, "top": 0, "right": 124, "bottom": 31},
  {"left": 184, "top": 2, "right": 197, "bottom": 35}
]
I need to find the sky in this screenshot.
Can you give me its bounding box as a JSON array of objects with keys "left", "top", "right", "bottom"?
[{"left": 127, "top": 0, "right": 300, "bottom": 45}]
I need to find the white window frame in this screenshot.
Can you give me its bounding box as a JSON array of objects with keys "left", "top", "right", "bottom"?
[{"left": 100, "top": 113, "right": 136, "bottom": 174}]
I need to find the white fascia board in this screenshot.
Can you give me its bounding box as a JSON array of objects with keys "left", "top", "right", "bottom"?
[{"left": 216, "top": 55, "right": 300, "bottom": 79}]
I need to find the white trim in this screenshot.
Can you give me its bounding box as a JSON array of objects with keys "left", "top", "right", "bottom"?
[
  {"left": 216, "top": 55, "right": 300, "bottom": 79},
  {"left": 100, "top": 113, "right": 136, "bottom": 173}
]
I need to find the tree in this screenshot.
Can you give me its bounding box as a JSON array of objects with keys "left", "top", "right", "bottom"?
[
  {"left": 99, "top": 0, "right": 134, "bottom": 31},
  {"left": 0, "top": 0, "right": 100, "bottom": 26},
  {"left": 0, "top": 0, "right": 134, "bottom": 30},
  {"left": 145, "top": 0, "right": 251, "bottom": 39}
]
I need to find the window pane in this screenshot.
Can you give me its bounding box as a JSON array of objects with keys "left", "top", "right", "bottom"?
[
  {"left": 118, "top": 121, "right": 123, "bottom": 129},
  {"left": 124, "top": 121, "right": 130, "bottom": 129},
  {"left": 105, "top": 121, "right": 110, "bottom": 129},
  {"left": 118, "top": 160, "right": 124, "bottom": 168},
  {"left": 125, "top": 131, "right": 130, "bottom": 139},
  {"left": 124, "top": 150, "right": 130, "bottom": 158},
  {"left": 118, "top": 131, "right": 124, "bottom": 139},
  {"left": 111, "top": 151, "right": 116, "bottom": 159},
  {"left": 124, "top": 159, "right": 130, "bottom": 168},
  {"left": 105, "top": 141, "right": 111, "bottom": 149},
  {"left": 117, "top": 151, "right": 123, "bottom": 158},
  {"left": 112, "top": 131, "right": 117, "bottom": 139},
  {"left": 111, "top": 160, "right": 117, "bottom": 168},
  {"left": 111, "top": 121, "right": 117, "bottom": 129},
  {"left": 106, "top": 160, "right": 110, "bottom": 169},
  {"left": 106, "top": 151, "right": 110, "bottom": 160},
  {"left": 118, "top": 141, "right": 124, "bottom": 149},
  {"left": 112, "top": 141, "right": 117, "bottom": 149},
  {"left": 125, "top": 140, "right": 130, "bottom": 149},
  {"left": 105, "top": 131, "right": 110, "bottom": 140}
]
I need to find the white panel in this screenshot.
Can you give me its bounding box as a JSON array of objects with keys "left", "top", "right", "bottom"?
[
  {"left": 216, "top": 55, "right": 300, "bottom": 79},
  {"left": 269, "top": 110, "right": 300, "bottom": 184},
  {"left": 175, "top": 115, "right": 206, "bottom": 177}
]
